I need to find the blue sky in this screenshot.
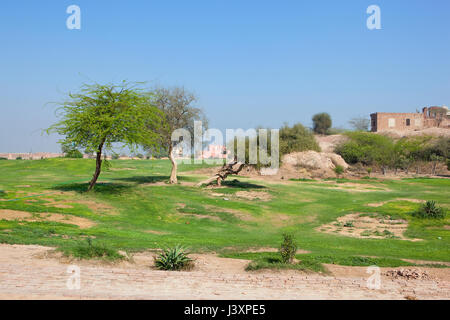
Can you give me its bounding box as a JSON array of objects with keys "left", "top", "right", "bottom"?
[{"left": 1, "top": 0, "right": 449, "bottom": 152}]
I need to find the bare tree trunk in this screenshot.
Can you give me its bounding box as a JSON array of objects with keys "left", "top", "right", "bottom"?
[
  {"left": 197, "top": 158, "right": 245, "bottom": 187},
  {"left": 88, "top": 141, "right": 105, "bottom": 192},
  {"left": 169, "top": 144, "right": 178, "bottom": 184}
]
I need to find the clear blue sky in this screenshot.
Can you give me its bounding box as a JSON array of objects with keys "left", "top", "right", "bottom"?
[{"left": 1, "top": 0, "right": 449, "bottom": 152}]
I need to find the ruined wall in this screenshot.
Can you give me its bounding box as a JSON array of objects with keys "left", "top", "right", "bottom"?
[{"left": 370, "top": 113, "right": 424, "bottom": 132}]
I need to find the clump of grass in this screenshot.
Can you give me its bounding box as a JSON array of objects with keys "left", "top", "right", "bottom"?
[
  {"left": 412, "top": 201, "right": 445, "bottom": 219},
  {"left": 62, "top": 238, "right": 124, "bottom": 261},
  {"left": 299, "top": 254, "right": 414, "bottom": 267},
  {"left": 279, "top": 233, "right": 297, "bottom": 264},
  {"left": 343, "top": 221, "right": 354, "bottom": 227},
  {"left": 373, "top": 229, "right": 397, "bottom": 238},
  {"left": 334, "top": 165, "right": 344, "bottom": 178},
  {"left": 246, "top": 257, "right": 327, "bottom": 273},
  {"left": 360, "top": 230, "right": 372, "bottom": 237},
  {"left": 154, "top": 245, "right": 193, "bottom": 271}
]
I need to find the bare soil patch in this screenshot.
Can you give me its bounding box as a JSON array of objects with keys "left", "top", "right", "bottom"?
[
  {"left": 0, "top": 209, "right": 95, "bottom": 229},
  {"left": 314, "top": 134, "right": 348, "bottom": 153},
  {"left": 402, "top": 259, "right": 450, "bottom": 267},
  {"left": 144, "top": 230, "right": 171, "bottom": 235},
  {"left": 235, "top": 191, "right": 271, "bottom": 201},
  {"left": 315, "top": 182, "right": 391, "bottom": 193},
  {"left": 0, "top": 244, "right": 448, "bottom": 299},
  {"left": 317, "top": 213, "right": 421, "bottom": 241},
  {"left": 74, "top": 199, "right": 118, "bottom": 215}
]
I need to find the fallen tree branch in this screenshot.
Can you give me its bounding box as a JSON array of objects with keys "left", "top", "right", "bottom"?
[{"left": 196, "top": 158, "right": 245, "bottom": 187}]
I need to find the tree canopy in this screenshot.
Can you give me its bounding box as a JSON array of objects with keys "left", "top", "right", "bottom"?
[
  {"left": 312, "top": 113, "right": 332, "bottom": 135},
  {"left": 348, "top": 116, "right": 370, "bottom": 131},
  {"left": 148, "top": 86, "right": 207, "bottom": 183},
  {"left": 47, "top": 81, "right": 164, "bottom": 190}
]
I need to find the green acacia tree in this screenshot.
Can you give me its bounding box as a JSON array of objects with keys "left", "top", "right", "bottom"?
[{"left": 47, "top": 81, "right": 164, "bottom": 191}]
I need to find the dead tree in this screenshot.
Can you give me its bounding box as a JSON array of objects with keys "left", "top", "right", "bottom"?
[{"left": 197, "top": 158, "right": 245, "bottom": 187}]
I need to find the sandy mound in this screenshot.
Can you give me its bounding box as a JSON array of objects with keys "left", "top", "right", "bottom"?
[
  {"left": 283, "top": 151, "right": 349, "bottom": 171},
  {"left": 317, "top": 213, "right": 420, "bottom": 241},
  {"left": 0, "top": 209, "right": 95, "bottom": 229},
  {"left": 315, "top": 134, "right": 348, "bottom": 153}
]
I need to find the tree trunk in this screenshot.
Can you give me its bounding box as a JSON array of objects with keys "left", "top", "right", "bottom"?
[
  {"left": 88, "top": 141, "right": 105, "bottom": 192},
  {"left": 197, "top": 158, "right": 245, "bottom": 187},
  {"left": 169, "top": 144, "right": 178, "bottom": 184}
]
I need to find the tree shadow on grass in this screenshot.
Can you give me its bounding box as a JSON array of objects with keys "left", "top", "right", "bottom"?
[
  {"left": 221, "top": 179, "right": 266, "bottom": 189},
  {"left": 113, "top": 175, "right": 190, "bottom": 185},
  {"left": 51, "top": 182, "right": 132, "bottom": 195}
]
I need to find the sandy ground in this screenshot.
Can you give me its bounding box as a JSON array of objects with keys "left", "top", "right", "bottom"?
[{"left": 0, "top": 244, "right": 448, "bottom": 300}]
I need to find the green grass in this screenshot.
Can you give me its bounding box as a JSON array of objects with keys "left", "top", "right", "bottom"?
[
  {"left": 60, "top": 239, "right": 125, "bottom": 261},
  {"left": 0, "top": 158, "right": 449, "bottom": 267}
]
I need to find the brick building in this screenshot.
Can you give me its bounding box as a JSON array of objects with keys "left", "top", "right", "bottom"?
[{"left": 370, "top": 106, "right": 450, "bottom": 132}]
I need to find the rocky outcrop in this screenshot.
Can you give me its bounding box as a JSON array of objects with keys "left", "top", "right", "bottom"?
[{"left": 282, "top": 151, "right": 348, "bottom": 171}]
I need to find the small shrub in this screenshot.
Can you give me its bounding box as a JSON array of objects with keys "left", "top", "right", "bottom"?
[
  {"left": 367, "top": 167, "right": 372, "bottom": 177},
  {"left": 16, "top": 157, "right": 22, "bottom": 160},
  {"left": 343, "top": 221, "right": 354, "bottom": 227},
  {"left": 154, "top": 245, "right": 193, "bottom": 271},
  {"left": 64, "top": 239, "right": 124, "bottom": 260},
  {"left": 279, "top": 233, "right": 297, "bottom": 264},
  {"left": 65, "top": 149, "right": 83, "bottom": 158},
  {"left": 334, "top": 165, "right": 344, "bottom": 177},
  {"left": 413, "top": 201, "right": 445, "bottom": 219},
  {"left": 0, "top": 157, "right": 7, "bottom": 160}
]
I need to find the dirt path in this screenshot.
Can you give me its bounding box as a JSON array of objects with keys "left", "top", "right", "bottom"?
[{"left": 0, "top": 245, "right": 448, "bottom": 300}]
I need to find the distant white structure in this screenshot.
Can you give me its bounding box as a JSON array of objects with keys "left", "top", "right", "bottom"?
[{"left": 0, "top": 152, "right": 63, "bottom": 160}]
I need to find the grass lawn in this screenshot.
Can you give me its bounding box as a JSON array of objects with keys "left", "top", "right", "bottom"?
[{"left": 0, "top": 158, "right": 449, "bottom": 268}]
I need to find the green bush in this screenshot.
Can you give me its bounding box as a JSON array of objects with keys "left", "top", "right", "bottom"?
[
  {"left": 154, "top": 245, "right": 193, "bottom": 271},
  {"left": 413, "top": 201, "right": 445, "bottom": 219},
  {"left": 63, "top": 239, "right": 124, "bottom": 260},
  {"left": 279, "top": 123, "right": 320, "bottom": 155},
  {"left": 335, "top": 132, "right": 394, "bottom": 166},
  {"left": 334, "top": 165, "right": 344, "bottom": 177},
  {"left": 232, "top": 123, "right": 320, "bottom": 168},
  {"left": 279, "top": 233, "right": 297, "bottom": 264},
  {"left": 16, "top": 157, "right": 22, "bottom": 160},
  {"left": 65, "top": 149, "right": 83, "bottom": 158},
  {"left": 0, "top": 157, "right": 7, "bottom": 160}
]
